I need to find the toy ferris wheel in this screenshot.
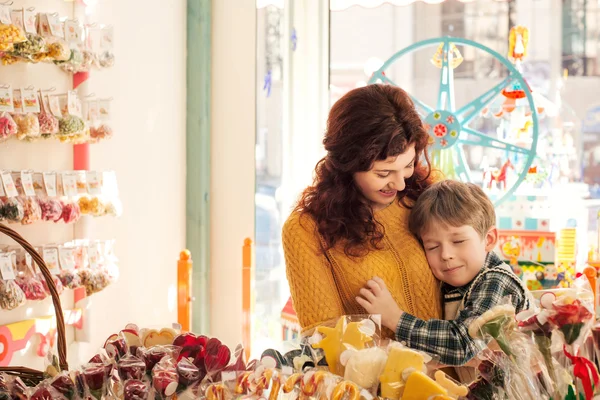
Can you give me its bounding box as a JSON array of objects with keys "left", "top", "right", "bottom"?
[{"left": 368, "top": 32, "right": 540, "bottom": 206}]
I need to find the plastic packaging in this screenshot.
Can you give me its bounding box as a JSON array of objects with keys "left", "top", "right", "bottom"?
[
  {"left": 0, "top": 278, "right": 26, "bottom": 310},
  {"left": 0, "top": 112, "right": 17, "bottom": 141},
  {"left": 0, "top": 197, "right": 24, "bottom": 223},
  {"left": 59, "top": 200, "right": 81, "bottom": 224},
  {"left": 152, "top": 358, "right": 179, "bottom": 400},
  {"left": 18, "top": 196, "right": 42, "bottom": 225}
]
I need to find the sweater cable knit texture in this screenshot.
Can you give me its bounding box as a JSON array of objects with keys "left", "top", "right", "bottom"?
[{"left": 282, "top": 200, "right": 442, "bottom": 335}]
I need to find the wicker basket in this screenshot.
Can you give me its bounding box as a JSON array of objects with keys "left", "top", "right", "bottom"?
[{"left": 0, "top": 223, "right": 68, "bottom": 386}]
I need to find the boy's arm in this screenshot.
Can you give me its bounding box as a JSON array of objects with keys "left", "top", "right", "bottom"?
[{"left": 395, "top": 273, "right": 526, "bottom": 366}]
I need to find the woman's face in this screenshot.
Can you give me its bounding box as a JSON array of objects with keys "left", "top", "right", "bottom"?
[{"left": 353, "top": 144, "right": 416, "bottom": 211}]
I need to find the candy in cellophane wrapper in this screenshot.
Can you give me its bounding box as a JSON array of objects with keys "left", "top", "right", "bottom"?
[
  {"left": 0, "top": 251, "right": 26, "bottom": 310},
  {"left": 90, "top": 98, "right": 114, "bottom": 143},
  {"left": 34, "top": 171, "right": 62, "bottom": 222},
  {"left": 38, "top": 93, "right": 59, "bottom": 136},
  {"left": 467, "top": 299, "right": 556, "bottom": 400},
  {"left": 0, "top": 5, "right": 26, "bottom": 51},
  {"left": 151, "top": 357, "right": 179, "bottom": 400},
  {"left": 308, "top": 314, "right": 381, "bottom": 377},
  {"left": 14, "top": 250, "right": 48, "bottom": 301},
  {"left": 27, "top": 379, "right": 69, "bottom": 400},
  {"left": 81, "top": 361, "right": 111, "bottom": 400},
  {"left": 0, "top": 111, "right": 17, "bottom": 142},
  {"left": 47, "top": 372, "right": 78, "bottom": 400},
  {"left": 0, "top": 196, "right": 23, "bottom": 223}
]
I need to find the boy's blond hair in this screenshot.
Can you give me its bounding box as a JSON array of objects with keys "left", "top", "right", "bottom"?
[{"left": 408, "top": 180, "right": 496, "bottom": 239}]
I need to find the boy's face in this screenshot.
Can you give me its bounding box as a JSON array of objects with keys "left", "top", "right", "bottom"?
[{"left": 421, "top": 223, "right": 498, "bottom": 288}]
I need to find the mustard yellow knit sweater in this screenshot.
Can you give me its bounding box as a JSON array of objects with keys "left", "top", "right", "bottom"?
[{"left": 282, "top": 200, "right": 442, "bottom": 335}]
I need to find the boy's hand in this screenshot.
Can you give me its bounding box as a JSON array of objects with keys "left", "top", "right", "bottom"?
[{"left": 356, "top": 276, "right": 404, "bottom": 331}]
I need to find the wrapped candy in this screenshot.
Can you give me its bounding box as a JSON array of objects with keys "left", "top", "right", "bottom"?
[
  {"left": 13, "top": 113, "right": 40, "bottom": 140},
  {"left": 0, "top": 112, "right": 17, "bottom": 141},
  {"left": 82, "top": 363, "right": 109, "bottom": 400},
  {"left": 78, "top": 196, "right": 106, "bottom": 216},
  {"left": 49, "top": 373, "right": 76, "bottom": 400},
  {"left": 0, "top": 279, "right": 26, "bottom": 310},
  {"left": 18, "top": 196, "right": 42, "bottom": 225},
  {"left": 152, "top": 358, "right": 179, "bottom": 400},
  {"left": 11, "top": 33, "right": 45, "bottom": 58},
  {"left": 28, "top": 381, "right": 67, "bottom": 400},
  {"left": 0, "top": 24, "right": 26, "bottom": 47},
  {"left": 58, "top": 114, "right": 85, "bottom": 137},
  {"left": 78, "top": 268, "right": 110, "bottom": 296},
  {"left": 57, "top": 269, "right": 81, "bottom": 289},
  {"left": 118, "top": 355, "right": 146, "bottom": 381},
  {"left": 38, "top": 197, "right": 63, "bottom": 222},
  {"left": 176, "top": 358, "right": 201, "bottom": 394},
  {"left": 38, "top": 111, "right": 59, "bottom": 136},
  {"left": 0, "top": 197, "right": 24, "bottom": 223},
  {"left": 80, "top": 50, "right": 97, "bottom": 71},
  {"left": 46, "top": 38, "right": 70, "bottom": 62},
  {"left": 15, "top": 275, "right": 48, "bottom": 301},
  {"left": 89, "top": 124, "right": 113, "bottom": 142},
  {"left": 123, "top": 379, "right": 149, "bottom": 400},
  {"left": 58, "top": 200, "right": 81, "bottom": 224}
]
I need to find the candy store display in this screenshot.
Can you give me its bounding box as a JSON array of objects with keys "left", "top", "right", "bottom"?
[
  {"left": 0, "top": 84, "right": 113, "bottom": 144},
  {"left": 0, "top": 6, "right": 114, "bottom": 73},
  {"left": 0, "top": 170, "right": 121, "bottom": 225},
  {"left": 0, "top": 238, "right": 117, "bottom": 310},
  {"left": 3, "top": 280, "right": 598, "bottom": 400}
]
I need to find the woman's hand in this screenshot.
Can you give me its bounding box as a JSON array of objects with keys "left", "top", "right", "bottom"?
[{"left": 356, "top": 276, "right": 404, "bottom": 331}]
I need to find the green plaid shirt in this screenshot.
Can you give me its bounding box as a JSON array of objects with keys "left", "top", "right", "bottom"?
[{"left": 395, "top": 252, "right": 529, "bottom": 366}]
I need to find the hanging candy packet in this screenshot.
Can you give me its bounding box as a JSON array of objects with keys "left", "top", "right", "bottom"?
[
  {"left": 15, "top": 250, "right": 48, "bottom": 301},
  {"left": 18, "top": 86, "right": 41, "bottom": 140},
  {"left": 98, "top": 26, "right": 114, "bottom": 68},
  {"left": 33, "top": 13, "right": 69, "bottom": 63},
  {"left": 58, "top": 19, "right": 84, "bottom": 73},
  {"left": 38, "top": 91, "right": 59, "bottom": 137},
  {"left": 57, "top": 91, "right": 85, "bottom": 138},
  {"left": 39, "top": 247, "right": 64, "bottom": 296},
  {"left": 0, "top": 85, "right": 17, "bottom": 142},
  {"left": 10, "top": 8, "right": 46, "bottom": 61},
  {"left": 80, "top": 24, "right": 98, "bottom": 71},
  {"left": 0, "top": 4, "right": 26, "bottom": 51},
  {"left": 86, "top": 97, "right": 112, "bottom": 143},
  {"left": 57, "top": 245, "right": 81, "bottom": 289},
  {"left": 0, "top": 171, "right": 24, "bottom": 223},
  {"left": 13, "top": 171, "right": 42, "bottom": 225},
  {"left": 58, "top": 172, "right": 81, "bottom": 224},
  {"left": 94, "top": 98, "right": 113, "bottom": 142},
  {"left": 0, "top": 252, "right": 26, "bottom": 310},
  {"left": 35, "top": 172, "right": 63, "bottom": 222}
]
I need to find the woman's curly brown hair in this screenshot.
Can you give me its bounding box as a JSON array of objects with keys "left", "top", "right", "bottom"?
[{"left": 295, "top": 84, "right": 435, "bottom": 257}]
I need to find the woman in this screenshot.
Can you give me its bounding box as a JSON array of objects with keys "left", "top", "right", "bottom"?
[{"left": 282, "top": 84, "right": 442, "bottom": 336}]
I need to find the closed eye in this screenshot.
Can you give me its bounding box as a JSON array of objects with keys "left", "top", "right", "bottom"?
[
  {"left": 376, "top": 173, "right": 390, "bottom": 178},
  {"left": 453, "top": 240, "right": 466, "bottom": 244},
  {"left": 426, "top": 245, "right": 438, "bottom": 251}
]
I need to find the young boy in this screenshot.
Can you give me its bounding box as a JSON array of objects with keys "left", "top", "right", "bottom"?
[{"left": 356, "top": 180, "right": 530, "bottom": 370}]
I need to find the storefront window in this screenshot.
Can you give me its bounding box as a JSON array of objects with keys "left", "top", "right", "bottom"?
[{"left": 254, "top": 1, "right": 289, "bottom": 355}]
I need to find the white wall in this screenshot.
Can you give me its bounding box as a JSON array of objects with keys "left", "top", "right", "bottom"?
[
  {"left": 77, "top": 0, "right": 186, "bottom": 363},
  {"left": 0, "top": 0, "right": 186, "bottom": 369}
]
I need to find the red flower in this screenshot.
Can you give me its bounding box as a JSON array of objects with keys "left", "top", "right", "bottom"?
[{"left": 550, "top": 300, "right": 592, "bottom": 327}]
